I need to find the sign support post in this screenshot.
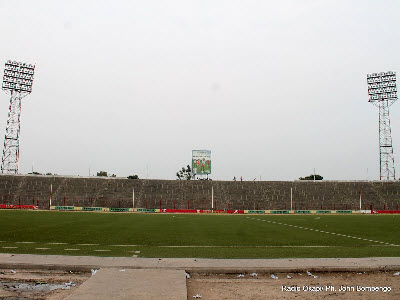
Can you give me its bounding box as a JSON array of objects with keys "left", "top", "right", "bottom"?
[
  {"left": 211, "top": 186, "right": 214, "bottom": 212},
  {"left": 132, "top": 188, "right": 135, "bottom": 210},
  {"left": 290, "top": 187, "right": 293, "bottom": 211},
  {"left": 49, "top": 184, "right": 52, "bottom": 208}
]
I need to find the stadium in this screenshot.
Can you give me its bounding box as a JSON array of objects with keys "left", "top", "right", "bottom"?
[
  {"left": 0, "top": 174, "right": 399, "bottom": 298},
  {"left": 1, "top": 1, "right": 400, "bottom": 299},
  {"left": 1, "top": 65, "right": 400, "bottom": 297}
]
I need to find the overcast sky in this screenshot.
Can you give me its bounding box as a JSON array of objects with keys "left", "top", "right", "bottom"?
[{"left": 0, "top": 0, "right": 399, "bottom": 181}]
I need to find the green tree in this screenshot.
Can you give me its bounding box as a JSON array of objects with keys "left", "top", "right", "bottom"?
[
  {"left": 97, "top": 171, "right": 108, "bottom": 177},
  {"left": 299, "top": 174, "right": 323, "bottom": 180},
  {"left": 176, "top": 165, "right": 192, "bottom": 180},
  {"left": 128, "top": 175, "right": 139, "bottom": 179}
]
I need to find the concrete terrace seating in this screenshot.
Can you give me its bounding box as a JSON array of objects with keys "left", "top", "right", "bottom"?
[{"left": 0, "top": 174, "right": 399, "bottom": 210}]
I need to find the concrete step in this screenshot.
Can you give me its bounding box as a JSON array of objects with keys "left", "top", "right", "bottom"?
[{"left": 65, "top": 268, "right": 187, "bottom": 300}]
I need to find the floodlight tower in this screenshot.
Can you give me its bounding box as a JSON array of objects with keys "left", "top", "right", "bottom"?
[
  {"left": 367, "top": 71, "right": 398, "bottom": 180},
  {"left": 1, "top": 60, "right": 35, "bottom": 174}
]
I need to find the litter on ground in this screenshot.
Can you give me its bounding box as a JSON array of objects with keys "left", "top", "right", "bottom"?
[
  {"left": 91, "top": 269, "right": 99, "bottom": 276},
  {"left": 307, "top": 271, "right": 319, "bottom": 278},
  {"left": 271, "top": 274, "right": 278, "bottom": 280},
  {"left": 250, "top": 273, "right": 258, "bottom": 277},
  {"left": 65, "top": 281, "right": 76, "bottom": 287}
]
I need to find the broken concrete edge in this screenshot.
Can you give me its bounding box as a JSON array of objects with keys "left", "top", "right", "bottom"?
[{"left": 1, "top": 263, "right": 400, "bottom": 274}]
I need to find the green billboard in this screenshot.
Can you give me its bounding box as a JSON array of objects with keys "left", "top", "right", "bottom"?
[{"left": 192, "top": 150, "right": 211, "bottom": 175}]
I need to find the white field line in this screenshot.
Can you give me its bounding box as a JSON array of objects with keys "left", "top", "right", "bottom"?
[
  {"left": 0, "top": 241, "right": 394, "bottom": 248},
  {"left": 247, "top": 217, "right": 398, "bottom": 246},
  {"left": 47, "top": 242, "right": 68, "bottom": 245},
  {"left": 0, "top": 240, "right": 141, "bottom": 248},
  {"left": 94, "top": 249, "right": 111, "bottom": 252},
  {"left": 35, "top": 248, "right": 50, "bottom": 250},
  {"left": 2, "top": 246, "right": 17, "bottom": 249},
  {"left": 15, "top": 242, "right": 36, "bottom": 244}
]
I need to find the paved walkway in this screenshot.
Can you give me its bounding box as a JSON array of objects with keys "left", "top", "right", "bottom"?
[
  {"left": 1, "top": 254, "right": 399, "bottom": 299},
  {"left": 0, "top": 254, "right": 400, "bottom": 272},
  {"left": 64, "top": 269, "right": 187, "bottom": 300}
]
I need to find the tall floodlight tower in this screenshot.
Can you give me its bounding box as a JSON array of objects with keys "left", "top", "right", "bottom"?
[
  {"left": 1, "top": 60, "right": 35, "bottom": 174},
  {"left": 367, "top": 71, "right": 398, "bottom": 180}
]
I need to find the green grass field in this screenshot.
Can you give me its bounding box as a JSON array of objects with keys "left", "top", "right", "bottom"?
[{"left": 0, "top": 211, "right": 399, "bottom": 258}]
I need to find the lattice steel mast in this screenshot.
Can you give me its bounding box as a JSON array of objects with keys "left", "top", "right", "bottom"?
[
  {"left": 367, "top": 71, "right": 398, "bottom": 180},
  {"left": 1, "top": 60, "right": 35, "bottom": 174}
]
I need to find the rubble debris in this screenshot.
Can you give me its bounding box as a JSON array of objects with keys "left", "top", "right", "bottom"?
[{"left": 4, "top": 282, "right": 75, "bottom": 292}]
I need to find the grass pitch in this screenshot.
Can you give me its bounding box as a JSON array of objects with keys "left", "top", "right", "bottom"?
[{"left": 0, "top": 211, "right": 399, "bottom": 258}]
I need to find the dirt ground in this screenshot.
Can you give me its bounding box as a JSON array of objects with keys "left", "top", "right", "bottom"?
[
  {"left": 187, "top": 271, "right": 400, "bottom": 300},
  {"left": 0, "top": 269, "right": 90, "bottom": 299},
  {"left": 1, "top": 269, "right": 399, "bottom": 299}
]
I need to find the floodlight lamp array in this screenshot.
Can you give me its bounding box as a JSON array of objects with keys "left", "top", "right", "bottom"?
[
  {"left": 367, "top": 71, "right": 397, "bottom": 102},
  {"left": 2, "top": 60, "right": 35, "bottom": 93}
]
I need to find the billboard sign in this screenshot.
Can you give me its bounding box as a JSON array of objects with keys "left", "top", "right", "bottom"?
[{"left": 192, "top": 150, "right": 211, "bottom": 175}]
